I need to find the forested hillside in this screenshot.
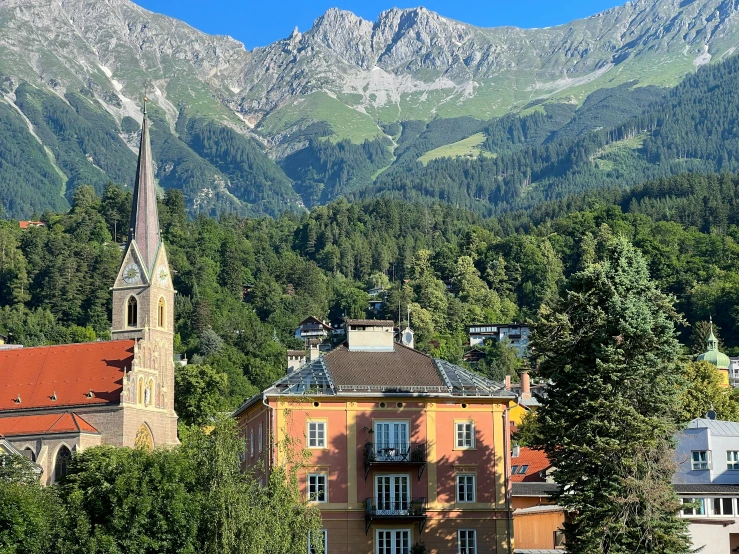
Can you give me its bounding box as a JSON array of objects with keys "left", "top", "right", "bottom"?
[
  {"left": 5, "top": 46, "right": 739, "bottom": 221},
  {"left": 5, "top": 0, "right": 739, "bottom": 218},
  {"left": 2, "top": 172, "right": 739, "bottom": 412},
  {"left": 352, "top": 53, "right": 739, "bottom": 214}
]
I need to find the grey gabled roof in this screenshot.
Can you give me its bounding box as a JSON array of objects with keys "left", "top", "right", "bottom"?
[
  {"left": 686, "top": 418, "right": 739, "bottom": 437},
  {"left": 268, "top": 356, "right": 336, "bottom": 396},
  {"left": 232, "top": 344, "right": 514, "bottom": 417},
  {"left": 434, "top": 358, "right": 514, "bottom": 397}
]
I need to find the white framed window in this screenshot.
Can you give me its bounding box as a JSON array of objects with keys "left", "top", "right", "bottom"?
[
  {"left": 728, "top": 451, "right": 739, "bottom": 470},
  {"left": 456, "top": 474, "right": 475, "bottom": 503},
  {"left": 456, "top": 422, "right": 474, "bottom": 449},
  {"left": 308, "top": 529, "right": 327, "bottom": 554},
  {"left": 692, "top": 450, "right": 711, "bottom": 470},
  {"left": 374, "top": 421, "right": 409, "bottom": 460},
  {"left": 249, "top": 428, "right": 254, "bottom": 458},
  {"left": 712, "top": 497, "right": 735, "bottom": 516},
  {"left": 258, "top": 423, "right": 263, "bottom": 453},
  {"left": 681, "top": 497, "right": 706, "bottom": 516},
  {"left": 376, "top": 529, "right": 410, "bottom": 554},
  {"left": 458, "top": 529, "right": 476, "bottom": 554},
  {"left": 308, "top": 422, "right": 326, "bottom": 448},
  {"left": 308, "top": 474, "right": 327, "bottom": 503},
  {"left": 375, "top": 474, "right": 410, "bottom": 514}
]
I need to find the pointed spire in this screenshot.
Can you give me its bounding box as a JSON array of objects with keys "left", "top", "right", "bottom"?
[
  {"left": 707, "top": 316, "right": 718, "bottom": 351},
  {"left": 128, "top": 104, "right": 161, "bottom": 272}
]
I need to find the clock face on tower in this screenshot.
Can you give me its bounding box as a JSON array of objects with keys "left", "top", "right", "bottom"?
[
  {"left": 157, "top": 265, "right": 169, "bottom": 286},
  {"left": 123, "top": 263, "right": 141, "bottom": 284}
]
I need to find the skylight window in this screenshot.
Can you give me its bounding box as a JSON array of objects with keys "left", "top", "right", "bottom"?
[{"left": 517, "top": 465, "right": 529, "bottom": 474}]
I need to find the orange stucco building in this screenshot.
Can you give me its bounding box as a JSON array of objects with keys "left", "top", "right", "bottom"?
[{"left": 235, "top": 320, "right": 517, "bottom": 554}]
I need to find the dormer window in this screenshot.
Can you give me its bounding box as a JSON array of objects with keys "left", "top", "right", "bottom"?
[{"left": 691, "top": 450, "right": 711, "bottom": 470}]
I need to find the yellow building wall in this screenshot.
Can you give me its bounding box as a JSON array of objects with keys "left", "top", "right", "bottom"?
[{"left": 508, "top": 403, "right": 530, "bottom": 426}]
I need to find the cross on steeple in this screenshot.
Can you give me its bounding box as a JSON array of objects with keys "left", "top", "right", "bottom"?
[{"left": 143, "top": 80, "right": 150, "bottom": 115}]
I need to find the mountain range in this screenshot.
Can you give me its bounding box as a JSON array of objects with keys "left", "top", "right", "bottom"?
[{"left": 2, "top": 0, "right": 739, "bottom": 217}]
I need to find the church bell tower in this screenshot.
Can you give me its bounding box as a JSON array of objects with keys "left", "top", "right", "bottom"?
[{"left": 111, "top": 102, "right": 178, "bottom": 446}]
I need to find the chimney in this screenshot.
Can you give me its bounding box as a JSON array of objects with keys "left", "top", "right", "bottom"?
[
  {"left": 505, "top": 375, "right": 511, "bottom": 390},
  {"left": 345, "top": 319, "right": 395, "bottom": 352},
  {"left": 307, "top": 340, "right": 321, "bottom": 362},
  {"left": 512, "top": 444, "right": 520, "bottom": 458},
  {"left": 520, "top": 370, "right": 531, "bottom": 400}
]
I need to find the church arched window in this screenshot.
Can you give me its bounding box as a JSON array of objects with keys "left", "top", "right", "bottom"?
[
  {"left": 127, "top": 296, "right": 138, "bottom": 327},
  {"left": 157, "top": 297, "right": 165, "bottom": 329},
  {"left": 22, "top": 447, "right": 36, "bottom": 462},
  {"left": 54, "top": 445, "right": 71, "bottom": 481}
]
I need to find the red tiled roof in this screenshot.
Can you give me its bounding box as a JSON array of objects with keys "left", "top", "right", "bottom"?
[
  {"left": 18, "top": 221, "right": 45, "bottom": 229},
  {"left": 324, "top": 344, "right": 446, "bottom": 388},
  {"left": 0, "top": 340, "right": 134, "bottom": 411},
  {"left": 511, "top": 447, "right": 552, "bottom": 482},
  {"left": 298, "top": 316, "right": 331, "bottom": 329},
  {"left": 0, "top": 412, "right": 98, "bottom": 436}
]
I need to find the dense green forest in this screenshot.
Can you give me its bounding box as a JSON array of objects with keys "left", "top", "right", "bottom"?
[
  {"left": 2, "top": 171, "right": 739, "bottom": 412},
  {"left": 6, "top": 50, "right": 739, "bottom": 220}
]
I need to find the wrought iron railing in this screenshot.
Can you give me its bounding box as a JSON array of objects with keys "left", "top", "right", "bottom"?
[
  {"left": 364, "top": 496, "right": 427, "bottom": 518},
  {"left": 364, "top": 442, "right": 426, "bottom": 464}
]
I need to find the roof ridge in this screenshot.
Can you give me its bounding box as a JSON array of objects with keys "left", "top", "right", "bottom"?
[
  {"left": 432, "top": 358, "right": 454, "bottom": 391},
  {"left": 46, "top": 411, "right": 69, "bottom": 434},
  {"left": 71, "top": 413, "right": 81, "bottom": 432},
  {"left": 0, "top": 339, "right": 136, "bottom": 354}
]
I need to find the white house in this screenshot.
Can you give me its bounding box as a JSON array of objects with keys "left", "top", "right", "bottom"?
[
  {"left": 468, "top": 323, "right": 530, "bottom": 357},
  {"left": 673, "top": 418, "right": 739, "bottom": 553}
]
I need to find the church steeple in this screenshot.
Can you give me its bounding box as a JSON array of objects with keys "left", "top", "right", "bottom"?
[
  {"left": 128, "top": 104, "right": 160, "bottom": 273},
  {"left": 697, "top": 317, "right": 731, "bottom": 387},
  {"left": 109, "top": 101, "right": 178, "bottom": 446}
]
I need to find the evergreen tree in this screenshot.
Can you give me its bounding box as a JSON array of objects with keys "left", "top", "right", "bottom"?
[{"left": 529, "top": 232, "right": 691, "bottom": 553}]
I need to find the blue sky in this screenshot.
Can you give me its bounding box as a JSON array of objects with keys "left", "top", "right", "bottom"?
[{"left": 136, "top": 0, "right": 626, "bottom": 49}]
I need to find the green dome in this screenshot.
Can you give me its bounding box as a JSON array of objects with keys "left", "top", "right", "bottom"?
[{"left": 697, "top": 324, "right": 731, "bottom": 369}]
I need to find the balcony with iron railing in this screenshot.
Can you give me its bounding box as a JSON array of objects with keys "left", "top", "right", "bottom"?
[
  {"left": 364, "top": 496, "right": 427, "bottom": 533},
  {"left": 363, "top": 441, "right": 427, "bottom": 480}
]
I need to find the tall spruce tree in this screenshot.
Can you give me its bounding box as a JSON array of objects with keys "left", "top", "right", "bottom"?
[{"left": 530, "top": 231, "right": 691, "bottom": 553}]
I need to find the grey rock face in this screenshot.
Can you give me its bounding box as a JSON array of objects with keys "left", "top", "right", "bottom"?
[{"left": 0, "top": 0, "right": 737, "bottom": 138}]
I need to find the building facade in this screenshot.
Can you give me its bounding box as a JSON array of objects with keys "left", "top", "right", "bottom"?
[
  {"left": 235, "top": 319, "right": 516, "bottom": 554},
  {"left": 467, "top": 325, "right": 530, "bottom": 357},
  {"left": 509, "top": 448, "right": 564, "bottom": 551},
  {"left": 0, "top": 108, "right": 178, "bottom": 484},
  {"left": 674, "top": 418, "right": 739, "bottom": 553}
]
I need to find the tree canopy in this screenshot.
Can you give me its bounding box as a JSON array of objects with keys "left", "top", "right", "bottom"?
[{"left": 528, "top": 231, "right": 691, "bottom": 553}]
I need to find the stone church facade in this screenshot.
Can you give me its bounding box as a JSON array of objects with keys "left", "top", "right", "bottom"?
[{"left": 0, "top": 108, "right": 178, "bottom": 485}]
